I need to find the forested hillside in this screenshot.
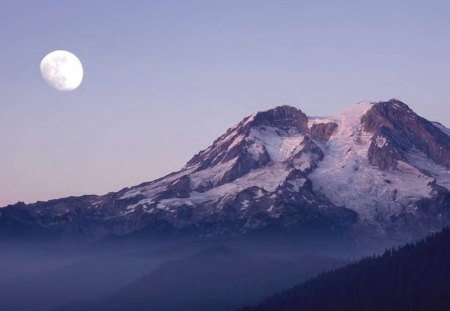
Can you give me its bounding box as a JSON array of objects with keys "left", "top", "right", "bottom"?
[{"left": 242, "top": 228, "right": 450, "bottom": 311}]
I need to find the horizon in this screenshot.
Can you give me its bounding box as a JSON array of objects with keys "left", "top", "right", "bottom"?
[{"left": 2, "top": 0, "right": 450, "bottom": 205}]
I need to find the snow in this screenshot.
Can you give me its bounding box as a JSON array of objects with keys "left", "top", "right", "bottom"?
[
  {"left": 309, "top": 102, "right": 375, "bottom": 186},
  {"left": 90, "top": 200, "right": 102, "bottom": 208},
  {"left": 119, "top": 168, "right": 194, "bottom": 200},
  {"left": 157, "top": 163, "right": 290, "bottom": 208},
  {"left": 125, "top": 198, "right": 154, "bottom": 211},
  {"left": 212, "top": 114, "right": 255, "bottom": 151},
  {"left": 247, "top": 140, "right": 266, "bottom": 161},
  {"left": 287, "top": 178, "right": 306, "bottom": 192},
  {"left": 226, "top": 134, "right": 244, "bottom": 151},
  {"left": 241, "top": 200, "right": 250, "bottom": 210},
  {"left": 391, "top": 161, "right": 434, "bottom": 199},
  {"left": 375, "top": 135, "right": 387, "bottom": 148},
  {"left": 213, "top": 129, "right": 241, "bottom": 152},
  {"left": 116, "top": 101, "right": 448, "bottom": 222},
  {"left": 243, "top": 113, "right": 256, "bottom": 126},
  {"left": 254, "top": 189, "right": 265, "bottom": 198},
  {"left": 292, "top": 152, "right": 313, "bottom": 172},
  {"left": 248, "top": 126, "right": 304, "bottom": 162},
  {"left": 119, "top": 157, "right": 241, "bottom": 212},
  {"left": 120, "top": 209, "right": 136, "bottom": 216},
  {"left": 189, "top": 157, "right": 238, "bottom": 189},
  {"left": 433, "top": 122, "right": 450, "bottom": 137},
  {"left": 117, "top": 167, "right": 201, "bottom": 213},
  {"left": 307, "top": 117, "right": 335, "bottom": 128},
  {"left": 308, "top": 101, "right": 434, "bottom": 220},
  {"left": 156, "top": 201, "right": 176, "bottom": 211},
  {"left": 408, "top": 151, "right": 450, "bottom": 191}
]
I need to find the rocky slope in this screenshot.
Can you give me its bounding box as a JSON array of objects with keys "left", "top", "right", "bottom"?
[{"left": 1, "top": 99, "right": 449, "bottom": 239}]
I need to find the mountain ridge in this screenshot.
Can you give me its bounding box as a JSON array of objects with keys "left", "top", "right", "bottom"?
[
  {"left": 1, "top": 99, "right": 450, "bottom": 240},
  {"left": 240, "top": 227, "right": 450, "bottom": 311}
]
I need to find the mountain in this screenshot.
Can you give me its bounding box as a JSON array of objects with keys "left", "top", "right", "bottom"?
[
  {"left": 66, "top": 247, "right": 345, "bottom": 311},
  {"left": 1, "top": 99, "right": 449, "bottom": 240},
  {"left": 240, "top": 227, "right": 450, "bottom": 311}
]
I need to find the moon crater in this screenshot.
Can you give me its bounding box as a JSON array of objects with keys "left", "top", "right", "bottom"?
[{"left": 40, "top": 50, "right": 83, "bottom": 91}]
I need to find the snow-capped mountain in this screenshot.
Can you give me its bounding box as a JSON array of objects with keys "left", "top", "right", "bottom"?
[{"left": 1, "top": 99, "right": 450, "bottom": 239}]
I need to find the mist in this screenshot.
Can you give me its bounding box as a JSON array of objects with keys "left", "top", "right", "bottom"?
[{"left": 0, "top": 232, "right": 403, "bottom": 311}]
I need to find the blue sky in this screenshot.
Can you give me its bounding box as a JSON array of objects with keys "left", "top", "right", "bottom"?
[{"left": 1, "top": 0, "right": 450, "bottom": 205}]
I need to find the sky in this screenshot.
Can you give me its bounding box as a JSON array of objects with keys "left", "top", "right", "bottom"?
[{"left": 1, "top": 0, "right": 450, "bottom": 206}]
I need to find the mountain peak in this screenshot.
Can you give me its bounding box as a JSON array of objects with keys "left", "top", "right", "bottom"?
[
  {"left": 249, "top": 105, "right": 308, "bottom": 131},
  {"left": 2, "top": 99, "right": 450, "bottom": 240},
  {"left": 379, "top": 98, "right": 410, "bottom": 109},
  {"left": 185, "top": 105, "right": 308, "bottom": 170},
  {"left": 362, "top": 99, "right": 450, "bottom": 169}
]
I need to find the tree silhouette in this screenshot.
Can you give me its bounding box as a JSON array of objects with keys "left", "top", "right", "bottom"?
[{"left": 242, "top": 228, "right": 450, "bottom": 311}]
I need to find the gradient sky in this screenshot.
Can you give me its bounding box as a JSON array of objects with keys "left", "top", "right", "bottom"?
[{"left": 1, "top": 0, "right": 450, "bottom": 206}]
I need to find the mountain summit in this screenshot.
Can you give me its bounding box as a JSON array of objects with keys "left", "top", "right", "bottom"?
[{"left": 2, "top": 100, "right": 450, "bottom": 239}]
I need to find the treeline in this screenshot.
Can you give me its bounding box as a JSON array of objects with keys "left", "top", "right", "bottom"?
[{"left": 241, "top": 228, "right": 450, "bottom": 311}]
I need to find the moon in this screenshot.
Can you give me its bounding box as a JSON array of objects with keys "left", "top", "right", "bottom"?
[{"left": 40, "top": 50, "right": 83, "bottom": 91}]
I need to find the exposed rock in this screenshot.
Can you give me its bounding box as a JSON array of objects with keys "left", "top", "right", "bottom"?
[
  {"left": 362, "top": 99, "right": 450, "bottom": 169},
  {"left": 309, "top": 122, "right": 338, "bottom": 142},
  {"left": 1, "top": 101, "right": 449, "bottom": 241}
]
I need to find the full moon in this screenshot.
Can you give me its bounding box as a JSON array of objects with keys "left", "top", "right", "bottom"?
[{"left": 40, "top": 50, "right": 83, "bottom": 91}]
